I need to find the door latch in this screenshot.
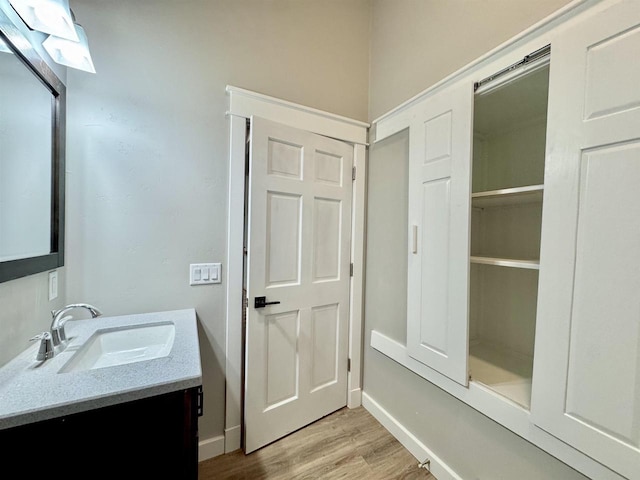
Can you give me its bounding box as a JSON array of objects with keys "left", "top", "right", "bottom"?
[{"left": 254, "top": 296, "right": 281, "bottom": 309}]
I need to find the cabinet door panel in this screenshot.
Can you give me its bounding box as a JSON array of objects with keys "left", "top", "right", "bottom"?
[
  {"left": 406, "top": 81, "right": 473, "bottom": 386},
  {"left": 419, "top": 177, "right": 451, "bottom": 355},
  {"left": 566, "top": 144, "right": 640, "bottom": 445},
  {"left": 532, "top": 1, "right": 640, "bottom": 477}
]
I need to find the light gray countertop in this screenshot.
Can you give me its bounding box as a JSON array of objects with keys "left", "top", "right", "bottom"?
[{"left": 0, "top": 308, "right": 202, "bottom": 430}]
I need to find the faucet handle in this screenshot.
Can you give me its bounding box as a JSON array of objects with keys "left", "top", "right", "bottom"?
[
  {"left": 30, "top": 332, "right": 54, "bottom": 361},
  {"left": 30, "top": 332, "right": 50, "bottom": 342}
]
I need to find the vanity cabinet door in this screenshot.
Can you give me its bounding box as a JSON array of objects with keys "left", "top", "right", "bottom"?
[
  {"left": 406, "top": 79, "right": 473, "bottom": 386},
  {"left": 531, "top": 1, "right": 640, "bottom": 477},
  {"left": 0, "top": 387, "right": 200, "bottom": 479}
]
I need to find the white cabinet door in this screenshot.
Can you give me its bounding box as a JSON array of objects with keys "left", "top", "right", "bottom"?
[
  {"left": 244, "top": 116, "right": 352, "bottom": 453},
  {"left": 531, "top": 1, "right": 640, "bottom": 477},
  {"left": 406, "top": 80, "right": 473, "bottom": 386}
]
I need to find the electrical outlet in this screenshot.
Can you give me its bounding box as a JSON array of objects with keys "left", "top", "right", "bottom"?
[
  {"left": 190, "top": 263, "right": 222, "bottom": 285},
  {"left": 48, "top": 270, "right": 58, "bottom": 301}
]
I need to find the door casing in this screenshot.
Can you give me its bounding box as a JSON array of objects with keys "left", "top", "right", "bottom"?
[{"left": 224, "top": 86, "right": 368, "bottom": 454}]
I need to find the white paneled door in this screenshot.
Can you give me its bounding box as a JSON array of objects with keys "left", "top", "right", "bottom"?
[
  {"left": 244, "top": 116, "right": 353, "bottom": 453},
  {"left": 532, "top": 1, "right": 640, "bottom": 478},
  {"left": 406, "top": 80, "right": 473, "bottom": 386}
]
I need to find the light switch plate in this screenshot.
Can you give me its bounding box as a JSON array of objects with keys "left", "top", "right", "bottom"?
[
  {"left": 190, "top": 263, "right": 222, "bottom": 285},
  {"left": 49, "top": 270, "right": 58, "bottom": 301}
]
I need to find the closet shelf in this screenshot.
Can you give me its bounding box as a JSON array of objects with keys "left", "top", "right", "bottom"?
[
  {"left": 469, "top": 342, "right": 533, "bottom": 409},
  {"left": 472, "top": 184, "right": 543, "bottom": 208},
  {"left": 470, "top": 256, "right": 540, "bottom": 270}
]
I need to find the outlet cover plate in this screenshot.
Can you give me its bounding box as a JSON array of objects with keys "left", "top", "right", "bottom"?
[{"left": 49, "top": 271, "right": 58, "bottom": 301}]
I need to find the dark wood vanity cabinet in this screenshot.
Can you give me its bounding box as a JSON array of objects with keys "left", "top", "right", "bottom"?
[{"left": 0, "top": 386, "right": 202, "bottom": 479}]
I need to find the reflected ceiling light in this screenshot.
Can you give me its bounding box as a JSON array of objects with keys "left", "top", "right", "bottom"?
[
  {"left": 9, "top": 0, "right": 79, "bottom": 41},
  {"left": 42, "top": 23, "right": 95, "bottom": 73}
]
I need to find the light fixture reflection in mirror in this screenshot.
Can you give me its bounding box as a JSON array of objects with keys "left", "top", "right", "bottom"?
[
  {"left": 9, "top": 0, "right": 78, "bottom": 41},
  {"left": 0, "top": 42, "right": 53, "bottom": 262},
  {"left": 42, "top": 23, "right": 95, "bottom": 73}
]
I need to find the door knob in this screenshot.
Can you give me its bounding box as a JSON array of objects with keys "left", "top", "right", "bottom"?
[{"left": 254, "top": 296, "right": 281, "bottom": 309}]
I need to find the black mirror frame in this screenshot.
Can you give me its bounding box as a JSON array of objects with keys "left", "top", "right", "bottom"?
[{"left": 0, "top": 9, "right": 66, "bottom": 283}]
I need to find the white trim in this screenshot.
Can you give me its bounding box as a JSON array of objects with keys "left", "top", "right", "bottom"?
[
  {"left": 224, "top": 114, "right": 246, "bottom": 456},
  {"left": 198, "top": 435, "right": 225, "bottom": 462},
  {"left": 362, "top": 392, "right": 463, "bottom": 480},
  {"left": 225, "top": 86, "right": 368, "bottom": 453},
  {"left": 370, "top": 330, "right": 626, "bottom": 480},
  {"left": 227, "top": 86, "right": 369, "bottom": 128},
  {"left": 226, "top": 85, "right": 369, "bottom": 145},
  {"left": 224, "top": 425, "right": 242, "bottom": 454},
  {"left": 347, "top": 388, "right": 362, "bottom": 408},
  {"left": 347, "top": 143, "right": 367, "bottom": 408},
  {"left": 371, "top": 0, "right": 593, "bottom": 127}
]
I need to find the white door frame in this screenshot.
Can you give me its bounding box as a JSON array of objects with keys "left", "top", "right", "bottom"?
[{"left": 224, "top": 85, "right": 369, "bottom": 453}]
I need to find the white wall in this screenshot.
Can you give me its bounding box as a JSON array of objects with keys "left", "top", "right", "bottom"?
[
  {"left": 369, "top": 0, "right": 574, "bottom": 120},
  {"left": 364, "top": 1, "right": 590, "bottom": 479},
  {"left": 0, "top": 0, "right": 67, "bottom": 366},
  {"left": 65, "top": 0, "right": 370, "bottom": 445}
]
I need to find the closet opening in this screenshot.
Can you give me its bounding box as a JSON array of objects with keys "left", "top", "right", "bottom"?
[{"left": 468, "top": 52, "right": 550, "bottom": 409}]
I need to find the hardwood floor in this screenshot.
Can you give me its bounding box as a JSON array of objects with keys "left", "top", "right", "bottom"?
[{"left": 198, "top": 407, "right": 436, "bottom": 480}]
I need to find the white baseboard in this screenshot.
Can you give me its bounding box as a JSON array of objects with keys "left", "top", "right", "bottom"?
[
  {"left": 199, "top": 434, "right": 225, "bottom": 462},
  {"left": 348, "top": 387, "right": 362, "bottom": 408},
  {"left": 225, "top": 424, "right": 242, "bottom": 453},
  {"left": 362, "top": 392, "right": 463, "bottom": 480}
]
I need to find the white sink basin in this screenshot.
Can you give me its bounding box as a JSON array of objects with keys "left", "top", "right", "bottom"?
[{"left": 60, "top": 322, "right": 175, "bottom": 373}]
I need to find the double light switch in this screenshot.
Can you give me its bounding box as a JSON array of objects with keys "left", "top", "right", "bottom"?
[{"left": 190, "top": 263, "right": 221, "bottom": 285}]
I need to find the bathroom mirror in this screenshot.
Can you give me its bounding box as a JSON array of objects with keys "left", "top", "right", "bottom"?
[{"left": 0, "top": 10, "right": 66, "bottom": 283}]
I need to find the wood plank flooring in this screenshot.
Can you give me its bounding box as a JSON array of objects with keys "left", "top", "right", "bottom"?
[{"left": 199, "top": 407, "right": 436, "bottom": 480}]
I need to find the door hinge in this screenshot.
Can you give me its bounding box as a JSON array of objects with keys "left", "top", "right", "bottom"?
[
  {"left": 350, "top": 263, "right": 354, "bottom": 277},
  {"left": 348, "top": 358, "right": 351, "bottom": 372},
  {"left": 352, "top": 166, "right": 356, "bottom": 181}
]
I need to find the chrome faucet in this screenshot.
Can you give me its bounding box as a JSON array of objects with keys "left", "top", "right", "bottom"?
[
  {"left": 30, "top": 332, "right": 54, "bottom": 361},
  {"left": 50, "top": 303, "right": 103, "bottom": 349}
]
